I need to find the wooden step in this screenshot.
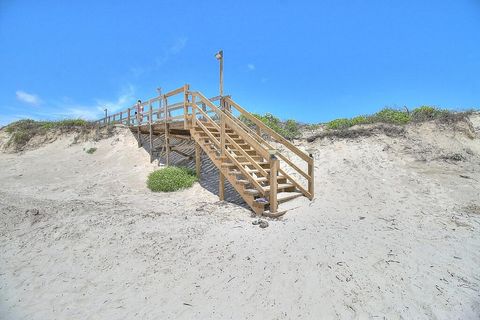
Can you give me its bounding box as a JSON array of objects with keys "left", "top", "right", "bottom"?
[
  {"left": 246, "top": 168, "right": 270, "bottom": 174},
  {"left": 244, "top": 184, "right": 294, "bottom": 196},
  {"left": 221, "top": 163, "right": 236, "bottom": 168},
  {"left": 255, "top": 175, "right": 286, "bottom": 182},
  {"left": 277, "top": 192, "right": 303, "bottom": 203},
  {"left": 236, "top": 179, "right": 250, "bottom": 185},
  {"left": 240, "top": 161, "right": 268, "bottom": 166}
]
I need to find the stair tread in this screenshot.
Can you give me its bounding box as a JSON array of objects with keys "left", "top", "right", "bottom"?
[
  {"left": 244, "top": 184, "right": 294, "bottom": 196},
  {"left": 255, "top": 175, "right": 285, "bottom": 182},
  {"left": 263, "top": 183, "right": 294, "bottom": 192}
]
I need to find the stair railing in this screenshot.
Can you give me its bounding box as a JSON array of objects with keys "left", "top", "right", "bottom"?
[
  {"left": 223, "top": 97, "right": 314, "bottom": 200},
  {"left": 189, "top": 91, "right": 269, "bottom": 194}
]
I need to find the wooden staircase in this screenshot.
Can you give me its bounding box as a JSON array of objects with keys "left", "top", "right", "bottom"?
[{"left": 94, "top": 85, "right": 314, "bottom": 216}]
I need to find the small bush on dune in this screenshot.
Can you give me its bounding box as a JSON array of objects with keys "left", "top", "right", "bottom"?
[
  {"left": 410, "top": 106, "right": 447, "bottom": 122},
  {"left": 86, "top": 147, "right": 97, "bottom": 154},
  {"left": 239, "top": 113, "right": 300, "bottom": 140},
  {"left": 372, "top": 108, "right": 411, "bottom": 125},
  {"left": 326, "top": 118, "right": 353, "bottom": 130},
  {"left": 41, "top": 119, "right": 89, "bottom": 129},
  {"left": 147, "top": 166, "right": 197, "bottom": 192}
]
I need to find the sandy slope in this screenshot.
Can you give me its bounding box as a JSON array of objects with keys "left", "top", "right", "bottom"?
[{"left": 1, "top": 119, "right": 479, "bottom": 319}]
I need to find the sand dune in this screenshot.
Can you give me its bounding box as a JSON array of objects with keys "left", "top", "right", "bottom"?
[{"left": 1, "top": 116, "right": 479, "bottom": 319}]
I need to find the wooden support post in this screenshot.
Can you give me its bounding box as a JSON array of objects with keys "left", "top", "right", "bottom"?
[
  {"left": 269, "top": 154, "right": 279, "bottom": 213},
  {"left": 156, "top": 88, "right": 162, "bottom": 122},
  {"left": 120, "top": 111, "right": 123, "bottom": 124},
  {"left": 195, "top": 142, "right": 201, "bottom": 178},
  {"left": 191, "top": 95, "right": 196, "bottom": 128},
  {"left": 219, "top": 172, "right": 225, "bottom": 201},
  {"left": 308, "top": 153, "right": 314, "bottom": 200},
  {"left": 183, "top": 84, "right": 190, "bottom": 129},
  {"left": 219, "top": 96, "right": 226, "bottom": 201},
  {"left": 149, "top": 104, "right": 153, "bottom": 163},
  {"left": 127, "top": 108, "right": 131, "bottom": 126},
  {"left": 137, "top": 126, "right": 141, "bottom": 147},
  {"left": 202, "top": 103, "right": 206, "bottom": 121},
  {"left": 164, "top": 95, "right": 169, "bottom": 166},
  {"left": 165, "top": 123, "right": 170, "bottom": 166}
]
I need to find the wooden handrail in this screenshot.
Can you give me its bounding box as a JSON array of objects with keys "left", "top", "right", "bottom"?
[
  {"left": 224, "top": 97, "right": 312, "bottom": 164},
  {"left": 223, "top": 96, "right": 314, "bottom": 199}
]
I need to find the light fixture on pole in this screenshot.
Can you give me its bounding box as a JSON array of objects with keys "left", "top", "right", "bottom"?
[{"left": 214, "top": 50, "right": 224, "bottom": 97}]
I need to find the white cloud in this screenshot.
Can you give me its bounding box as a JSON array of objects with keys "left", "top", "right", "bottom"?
[
  {"left": 16, "top": 90, "right": 41, "bottom": 106},
  {"left": 247, "top": 63, "right": 256, "bottom": 71},
  {"left": 155, "top": 37, "right": 188, "bottom": 67},
  {"left": 169, "top": 37, "right": 188, "bottom": 55},
  {"left": 53, "top": 85, "right": 137, "bottom": 120}
]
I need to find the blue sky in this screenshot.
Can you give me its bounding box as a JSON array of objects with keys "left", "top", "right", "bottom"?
[{"left": 0, "top": 0, "right": 479, "bottom": 126}]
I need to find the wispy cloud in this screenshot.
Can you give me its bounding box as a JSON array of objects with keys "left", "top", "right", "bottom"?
[
  {"left": 155, "top": 37, "right": 188, "bottom": 67},
  {"left": 130, "top": 37, "right": 188, "bottom": 78},
  {"left": 52, "top": 85, "right": 137, "bottom": 120},
  {"left": 16, "top": 90, "right": 42, "bottom": 106},
  {"left": 247, "top": 63, "right": 256, "bottom": 71}
]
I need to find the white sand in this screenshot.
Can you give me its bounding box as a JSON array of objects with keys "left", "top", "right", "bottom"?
[{"left": 1, "top": 118, "right": 479, "bottom": 319}]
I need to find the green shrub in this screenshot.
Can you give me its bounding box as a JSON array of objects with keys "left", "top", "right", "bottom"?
[
  {"left": 372, "top": 108, "right": 411, "bottom": 125},
  {"left": 86, "top": 147, "right": 97, "bottom": 154},
  {"left": 411, "top": 106, "right": 447, "bottom": 122},
  {"left": 239, "top": 113, "right": 300, "bottom": 139},
  {"left": 147, "top": 166, "right": 197, "bottom": 192},
  {"left": 41, "top": 119, "right": 89, "bottom": 129},
  {"left": 351, "top": 115, "right": 371, "bottom": 126},
  {"left": 326, "top": 118, "right": 353, "bottom": 130}
]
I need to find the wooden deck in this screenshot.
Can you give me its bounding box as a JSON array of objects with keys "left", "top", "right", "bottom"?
[{"left": 94, "top": 85, "right": 314, "bottom": 215}]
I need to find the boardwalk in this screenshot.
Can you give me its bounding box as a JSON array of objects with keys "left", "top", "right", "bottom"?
[{"left": 95, "top": 85, "right": 314, "bottom": 215}]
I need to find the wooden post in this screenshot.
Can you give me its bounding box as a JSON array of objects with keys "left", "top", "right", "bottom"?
[
  {"left": 127, "top": 108, "right": 131, "bottom": 126},
  {"left": 220, "top": 98, "right": 226, "bottom": 157},
  {"left": 156, "top": 88, "right": 162, "bottom": 122},
  {"left": 308, "top": 153, "right": 314, "bottom": 200},
  {"left": 183, "top": 84, "right": 190, "bottom": 129},
  {"left": 137, "top": 126, "right": 141, "bottom": 147},
  {"left": 202, "top": 103, "right": 206, "bottom": 121},
  {"left": 269, "top": 154, "right": 279, "bottom": 213},
  {"left": 191, "top": 95, "right": 196, "bottom": 128},
  {"left": 195, "top": 142, "right": 201, "bottom": 178},
  {"left": 219, "top": 173, "right": 225, "bottom": 201},
  {"left": 149, "top": 104, "right": 153, "bottom": 163},
  {"left": 120, "top": 111, "right": 123, "bottom": 124},
  {"left": 164, "top": 96, "right": 170, "bottom": 166},
  {"left": 219, "top": 97, "right": 226, "bottom": 201}
]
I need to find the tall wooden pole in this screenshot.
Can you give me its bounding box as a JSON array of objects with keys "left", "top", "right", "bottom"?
[
  {"left": 149, "top": 103, "right": 153, "bottom": 163},
  {"left": 219, "top": 52, "right": 223, "bottom": 97}
]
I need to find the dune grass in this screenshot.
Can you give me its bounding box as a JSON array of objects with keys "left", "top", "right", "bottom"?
[
  {"left": 147, "top": 166, "right": 197, "bottom": 192},
  {"left": 239, "top": 113, "right": 301, "bottom": 140},
  {"left": 325, "top": 106, "right": 469, "bottom": 130},
  {"left": 4, "top": 119, "right": 92, "bottom": 149}
]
